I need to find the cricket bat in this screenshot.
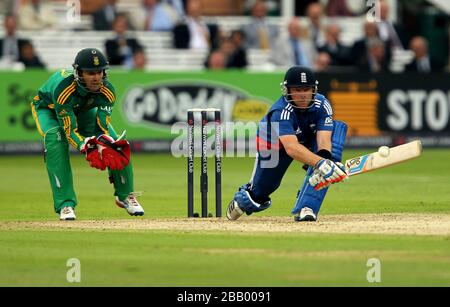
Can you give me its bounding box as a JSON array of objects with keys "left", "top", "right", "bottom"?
[{"left": 344, "top": 140, "right": 423, "bottom": 176}]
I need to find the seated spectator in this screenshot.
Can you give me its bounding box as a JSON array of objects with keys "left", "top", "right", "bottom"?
[
  {"left": 360, "top": 38, "right": 389, "bottom": 73},
  {"left": 18, "top": 40, "right": 45, "bottom": 68},
  {"left": 162, "top": 0, "right": 185, "bottom": 17},
  {"left": 227, "top": 30, "right": 248, "bottom": 68},
  {"left": 206, "top": 50, "right": 227, "bottom": 70},
  {"left": 326, "top": 0, "right": 354, "bottom": 17},
  {"left": 241, "top": 0, "right": 278, "bottom": 50},
  {"left": 18, "top": 0, "right": 56, "bottom": 30},
  {"left": 404, "top": 36, "right": 444, "bottom": 73},
  {"left": 306, "top": 2, "right": 325, "bottom": 50},
  {"left": 173, "top": 0, "right": 220, "bottom": 50},
  {"left": 318, "top": 24, "right": 351, "bottom": 66},
  {"left": 128, "top": 48, "right": 147, "bottom": 70},
  {"left": 105, "top": 14, "right": 143, "bottom": 66},
  {"left": 92, "top": 0, "right": 119, "bottom": 31},
  {"left": 270, "top": 18, "right": 315, "bottom": 69},
  {"left": 314, "top": 52, "right": 332, "bottom": 72},
  {"left": 352, "top": 21, "right": 391, "bottom": 68},
  {"left": 131, "top": 0, "right": 181, "bottom": 31},
  {"left": 377, "top": 0, "right": 407, "bottom": 51},
  {"left": 0, "top": 15, "right": 27, "bottom": 63}
]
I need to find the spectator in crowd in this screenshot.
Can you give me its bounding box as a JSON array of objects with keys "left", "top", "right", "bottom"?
[
  {"left": 128, "top": 47, "right": 147, "bottom": 70},
  {"left": 317, "top": 24, "right": 351, "bottom": 66},
  {"left": 18, "top": 40, "right": 45, "bottom": 68},
  {"left": 173, "top": 0, "right": 220, "bottom": 50},
  {"left": 241, "top": 0, "right": 278, "bottom": 50},
  {"left": 404, "top": 36, "right": 444, "bottom": 73},
  {"left": 0, "top": 15, "right": 27, "bottom": 63},
  {"left": 360, "top": 38, "right": 389, "bottom": 73},
  {"left": 131, "top": 0, "right": 180, "bottom": 31},
  {"left": 1, "top": 0, "right": 19, "bottom": 15},
  {"left": 306, "top": 2, "right": 325, "bottom": 50},
  {"left": 377, "top": 0, "right": 408, "bottom": 51},
  {"left": 314, "top": 51, "right": 331, "bottom": 72},
  {"left": 352, "top": 21, "right": 391, "bottom": 69},
  {"left": 227, "top": 30, "right": 248, "bottom": 68},
  {"left": 105, "top": 14, "right": 143, "bottom": 66},
  {"left": 326, "top": 0, "right": 354, "bottom": 17},
  {"left": 162, "top": 0, "right": 185, "bottom": 17},
  {"left": 206, "top": 50, "right": 227, "bottom": 70},
  {"left": 18, "top": 0, "right": 57, "bottom": 30},
  {"left": 270, "top": 18, "right": 316, "bottom": 69},
  {"left": 92, "top": 0, "right": 119, "bottom": 31},
  {"left": 244, "top": 0, "right": 280, "bottom": 16}
]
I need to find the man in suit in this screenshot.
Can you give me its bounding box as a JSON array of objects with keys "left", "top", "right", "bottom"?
[
  {"left": 105, "top": 14, "right": 143, "bottom": 66},
  {"left": 241, "top": 0, "right": 278, "bottom": 50},
  {"left": 270, "top": 18, "right": 315, "bottom": 68},
  {"left": 92, "top": 0, "right": 118, "bottom": 31},
  {"left": 0, "top": 15, "right": 27, "bottom": 63},
  {"left": 317, "top": 24, "right": 351, "bottom": 66},
  {"left": 377, "top": 0, "right": 408, "bottom": 51},
  {"left": 352, "top": 21, "right": 391, "bottom": 68},
  {"left": 172, "top": 0, "right": 219, "bottom": 50},
  {"left": 405, "top": 36, "right": 443, "bottom": 73}
]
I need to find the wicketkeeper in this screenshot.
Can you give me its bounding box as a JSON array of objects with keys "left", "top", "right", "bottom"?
[
  {"left": 31, "top": 47, "right": 144, "bottom": 220},
  {"left": 227, "top": 66, "right": 348, "bottom": 222}
]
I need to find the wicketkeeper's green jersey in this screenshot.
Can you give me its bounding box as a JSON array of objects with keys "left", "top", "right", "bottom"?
[{"left": 31, "top": 68, "right": 116, "bottom": 150}]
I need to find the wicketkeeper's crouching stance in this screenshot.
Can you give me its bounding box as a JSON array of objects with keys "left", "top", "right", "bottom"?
[
  {"left": 31, "top": 48, "right": 144, "bottom": 220},
  {"left": 227, "top": 66, "right": 347, "bottom": 222}
]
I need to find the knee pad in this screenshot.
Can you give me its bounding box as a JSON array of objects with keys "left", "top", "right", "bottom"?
[
  {"left": 234, "top": 186, "right": 271, "bottom": 215},
  {"left": 331, "top": 121, "right": 348, "bottom": 162}
]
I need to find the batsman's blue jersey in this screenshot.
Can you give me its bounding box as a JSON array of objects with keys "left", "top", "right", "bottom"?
[{"left": 250, "top": 94, "right": 334, "bottom": 200}]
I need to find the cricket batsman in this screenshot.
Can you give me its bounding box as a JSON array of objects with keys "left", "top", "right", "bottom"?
[
  {"left": 31, "top": 47, "right": 144, "bottom": 220},
  {"left": 227, "top": 66, "right": 348, "bottom": 222}
]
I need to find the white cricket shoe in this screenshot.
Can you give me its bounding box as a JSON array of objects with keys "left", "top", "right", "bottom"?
[
  {"left": 294, "top": 207, "right": 317, "bottom": 222},
  {"left": 115, "top": 192, "right": 144, "bottom": 216},
  {"left": 226, "top": 200, "right": 244, "bottom": 220},
  {"left": 60, "top": 206, "right": 76, "bottom": 221}
]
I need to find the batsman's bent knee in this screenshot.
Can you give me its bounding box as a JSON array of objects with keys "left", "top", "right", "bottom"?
[{"left": 233, "top": 186, "right": 272, "bottom": 215}]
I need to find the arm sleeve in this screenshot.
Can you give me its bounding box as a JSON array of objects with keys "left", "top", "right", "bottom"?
[
  {"left": 54, "top": 104, "right": 85, "bottom": 150},
  {"left": 96, "top": 85, "right": 116, "bottom": 135},
  {"left": 96, "top": 105, "right": 112, "bottom": 135},
  {"left": 271, "top": 109, "right": 296, "bottom": 136},
  {"left": 317, "top": 98, "right": 334, "bottom": 131}
]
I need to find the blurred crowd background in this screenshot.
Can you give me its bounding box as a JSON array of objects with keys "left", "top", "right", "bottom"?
[{"left": 0, "top": 0, "right": 449, "bottom": 73}]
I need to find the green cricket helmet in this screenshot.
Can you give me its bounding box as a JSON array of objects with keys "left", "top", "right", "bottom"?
[
  {"left": 72, "top": 48, "right": 109, "bottom": 92},
  {"left": 280, "top": 66, "right": 318, "bottom": 109}
]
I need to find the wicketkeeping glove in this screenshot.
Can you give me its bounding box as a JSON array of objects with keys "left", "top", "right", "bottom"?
[
  {"left": 80, "top": 136, "right": 107, "bottom": 170},
  {"left": 95, "top": 134, "right": 131, "bottom": 171}
]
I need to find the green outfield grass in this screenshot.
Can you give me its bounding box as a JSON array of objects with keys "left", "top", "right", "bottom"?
[{"left": 0, "top": 149, "right": 449, "bottom": 286}]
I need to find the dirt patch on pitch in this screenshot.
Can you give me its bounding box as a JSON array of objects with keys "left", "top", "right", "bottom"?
[{"left": 1, "top": 213, "right": 450, "bottom": 236}]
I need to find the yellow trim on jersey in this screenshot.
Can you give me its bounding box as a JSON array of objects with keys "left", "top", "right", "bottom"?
[
  {"left": 57, "top": 82, "right": 76, "bottom": 105},
  {"left": 96, "top": 115, "right": 109, "bottom": 134},
  {"left": 30, "top": 103, "right": 45, "bottom": 137},
  {"left": 73, "top": 128, "right": 83, "bottom": 142},
  {"left": 62, "top": 116, "right": 78, "bottom": 148},
  {"left": 48, "top": 104, "right": 54, "bottom": 109},
  {"left": 100, "top": 86, "right": 115, "bottom": 103}
]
